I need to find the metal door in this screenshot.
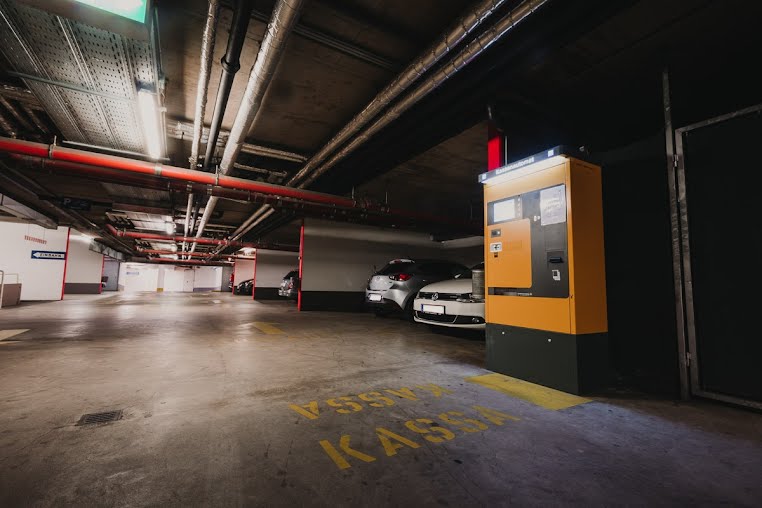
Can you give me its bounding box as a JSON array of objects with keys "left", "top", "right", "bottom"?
[
  {"left": 674, "top": 104, "right": 762, "bottom": 409},
  {"left": 182, "top": 269, "right": 195, "bottom": 293}
]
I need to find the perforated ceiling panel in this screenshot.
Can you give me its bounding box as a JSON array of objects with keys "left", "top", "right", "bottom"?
[{"left": 0, "top": 0, "right": 160, "bottom": 153}]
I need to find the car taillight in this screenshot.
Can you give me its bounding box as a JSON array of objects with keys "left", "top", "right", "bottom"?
[
  {"left": 288, "top": 281, "right": 294, "bottom": 289},
  {"left": 389, "top": 273, "right": 412, "bottom": 281}
]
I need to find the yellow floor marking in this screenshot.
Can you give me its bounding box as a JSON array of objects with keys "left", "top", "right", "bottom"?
[
  {"left": 465, "top": 373, "right": 590, "bottom": 410},
  {"left": 251, "top": 322, "right": 284, "bottom": 335},
  {"left": 0, "top": 329, "right": 30, "bottom": 341}
]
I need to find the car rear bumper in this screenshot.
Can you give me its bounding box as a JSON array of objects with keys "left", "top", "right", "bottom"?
[
  {"left": 278, "top": 288, "right": 297, "bottom": 298},
  {"left": 365, "top": 288, "right": 407, "bottom": 310},
  {"left": 412, "top": 298, "right": 485, "bottom": 329}
]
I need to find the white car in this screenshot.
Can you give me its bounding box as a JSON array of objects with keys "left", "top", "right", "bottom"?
[{"left": 413, "top": 266, "right": 485, "bottom": 330}]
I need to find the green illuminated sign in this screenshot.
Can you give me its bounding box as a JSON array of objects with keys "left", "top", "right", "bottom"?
[{"left": 73, "top": 0, "right": 147, "bottom": 23}]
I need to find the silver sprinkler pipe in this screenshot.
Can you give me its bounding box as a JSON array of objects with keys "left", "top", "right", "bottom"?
[
  {"left": 0, "top": 107, "right": 17, "bottom": 138},
  {"left": 227, "top": 0, "right": 512, "bottom": 241},
  {"left": 20, "top": 103, "right": 48, "bottom": 135},
  {"left": 0, "top": 96, "right": 33, "bottom": 133},
  {"left": 287, "top": 0, "right": 509, "bottom": 187},
  {"left": 204, "top": 206, "right": 272, "bottom": 259},
  {"left": 184, "top": 0, "right": 220, "bottom": 256},
  {"left": 298, "top": 0, "right": 548, "bottom": 188},
  {"left": 191, "top": 0, "right": 305, "bottom": 253},
  {"left": 182, "top": 193, "right": 194, "bottom": 256}
]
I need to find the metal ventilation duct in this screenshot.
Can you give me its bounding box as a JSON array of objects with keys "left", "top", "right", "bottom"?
[
  {"left": 221, "top": 0, "right": 514, "bottom": 244},
  {"left": 190, "top": 0, "right": 305, "bottom": 253},
  {"left": 0, "top": 0, "right": 163, "bottom": 155},
  {"left": 298, "top": 0, "right": 549, "bottom": 188}
]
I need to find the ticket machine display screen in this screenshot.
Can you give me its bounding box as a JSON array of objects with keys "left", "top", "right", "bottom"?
[{"left": 486, "top": 185, "right": 569, "bottom": 298}]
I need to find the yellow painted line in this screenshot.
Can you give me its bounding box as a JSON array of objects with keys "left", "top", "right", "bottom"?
[
  {"left": 465, "top": 373, "right": 590, "bottom": 410},
  {"left": 252, "top": 322, "right": 284, "bottom": 335},
  {"left": 0, "top": 329, "right": 30, "bottom": 341}
]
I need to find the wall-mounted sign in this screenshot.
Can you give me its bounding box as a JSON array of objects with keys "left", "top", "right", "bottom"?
[
  {"left": 24, "top": 235, "right": 47, "bottom": 245},
  {"left": 72, "top": 0, "right": 148, "bottom": 23},
  {"left": 61, "top": 197, "right": 92, "bottom": 211},
  {"left": 17, "top": 0, "right": 152, "bottom": 40},
  {"left": 31, "top": 250, "right": 66, "bottom": 260},
  {"left": 540, "top": 185, "right": 567, "bottom": 226}
]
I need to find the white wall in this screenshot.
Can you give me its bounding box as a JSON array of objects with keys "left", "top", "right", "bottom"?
[
  {"left": 300, "top": 219, "right": 484, "bottom": 293},
  {"left": 255, "top": 250, "right": 299, "bottom": 288},
  {"left": 65, "top": 231, "right": 104, "bottom": 284},
  {"left": 117, "top": 264, "right": 225, "bottom": 293},
  {"left": 118, "top": 262, "right": 160, "bottom": 292},
  {"left": 193, "top": 266, "right": 223, "bottom": 291},
  {"left": 233, "top": 258, "right": 255, "bottom": 286},
  {"left": 0, "top": 222, "right": 69, "bottom": 300},
  {"left": 163, "top": 267, "right": 191, "bottom": 292},
  {"left": 301, "top": 219, "right": 441, "bottom": 293},
  {"left": 441, "top": 236, "right": 484, "bottom": 267}
]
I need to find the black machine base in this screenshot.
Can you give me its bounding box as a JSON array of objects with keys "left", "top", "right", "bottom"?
[{"left": 486, "top": 323, "right": 609, "bottom": 395}]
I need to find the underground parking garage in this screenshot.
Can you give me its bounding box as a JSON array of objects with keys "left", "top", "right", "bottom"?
[{"left": 1, "top": 0, "right": 761, "bottom": 505}]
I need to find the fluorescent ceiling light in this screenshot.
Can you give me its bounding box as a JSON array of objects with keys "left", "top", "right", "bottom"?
[
  {"left": 137, "top": 90, "right": 162, "bottom": 160},
  {"left": 164, "top": 221, "right": 175, "bottom": 235},
  {"left": 73, "top": 0, "right": 148, "bottom": 23}
]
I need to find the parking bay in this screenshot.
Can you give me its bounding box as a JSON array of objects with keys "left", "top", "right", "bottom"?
[{"left": 0, "top": 293, "right": 759, "bottom": 506}]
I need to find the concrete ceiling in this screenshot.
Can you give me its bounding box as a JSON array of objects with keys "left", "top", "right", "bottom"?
[
  {"left": 160, "top": 0, "right": 474, "bottom": 159},
  {"left": 1, "top": 0, "right": 761, "bottom": 258}
]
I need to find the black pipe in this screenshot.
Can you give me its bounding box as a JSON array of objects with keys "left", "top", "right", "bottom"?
[
  {"left": 203, "top": 0, "right": 253, "bottom": 170},
  {"left": 189, "top": 199, "right": 200, "bottom": 234}
]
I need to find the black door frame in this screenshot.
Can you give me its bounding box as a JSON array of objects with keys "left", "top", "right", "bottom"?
[{"left": 671, "top": 102, "right": 762, "bottom": 410}]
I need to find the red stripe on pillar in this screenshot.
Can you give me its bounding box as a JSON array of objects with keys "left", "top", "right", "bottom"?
[
  {"left": 487, "top": 123, "right": 505, "bottom": 171},
  {"left": 297, "top": 219, "right": 305, "bottom": 311},
  {"left": 99, "top": 255, "right": 105, "bottom": 294},
  {"left": 61, "top": 228, "right": 71, "bottom": 300},
  {"left": 252, "top": 255, "right": 257, "bottom": 300}
]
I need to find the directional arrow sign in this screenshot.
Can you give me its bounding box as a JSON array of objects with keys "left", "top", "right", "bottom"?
[{"left": 31, "top": 250, "right": 66, "bottom": 260}]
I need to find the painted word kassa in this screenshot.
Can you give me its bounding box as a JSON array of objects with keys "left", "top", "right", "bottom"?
[{"left": 288, "top": 383, "right": 520, "bottom": 471}]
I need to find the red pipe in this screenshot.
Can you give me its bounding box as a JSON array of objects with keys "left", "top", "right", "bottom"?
[
  {"left": 1, "top": 137, "right": 479, "bottom": 230},
  {"left": 106, "top": 225, "right": 298, "bottom": 252},
  {"left": 8, "top": 154, "right": 354, "bottom": 219},
  {"left": 0, "top": 137, "right": 356, "bottom": 207},
  {"left": 142, "top": 257, "right": 232, "bottom": 266},
  {"left": 137, "top": 249, "right": 256, "bottom": 259},
  {"left": 106, "top": 224, "right": 251, "bottom": 248}
]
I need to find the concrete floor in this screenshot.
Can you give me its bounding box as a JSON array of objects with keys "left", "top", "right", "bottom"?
[{"left": 0, "top": 292, "right": 760, "bottom": 507}]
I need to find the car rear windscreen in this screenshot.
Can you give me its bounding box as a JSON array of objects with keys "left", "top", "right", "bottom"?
[{"left": 377, "top": 262, "right": 415, "bottom": 275}]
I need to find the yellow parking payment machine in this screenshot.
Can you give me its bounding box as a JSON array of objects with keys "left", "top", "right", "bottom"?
[{"left": 479, "top": 147, "right": 608, "bottom": 394}]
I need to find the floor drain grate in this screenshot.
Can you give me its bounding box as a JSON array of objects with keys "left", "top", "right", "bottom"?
[{"left": 77, "top": 410, "right": 123, "bottom": 426}]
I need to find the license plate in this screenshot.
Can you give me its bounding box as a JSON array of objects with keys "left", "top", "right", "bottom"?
[
  {"left": 368, "top": 294, "right": 382, "bottom": 302},
  {"left": 421, "top": 304, "right": 445, "bottom": 315}
]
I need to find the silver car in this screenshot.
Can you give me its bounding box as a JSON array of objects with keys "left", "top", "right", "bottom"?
[
  {"left": 278, "top": 270, "right": 299, "bottom": 299},
  {"left": 366, "top": 259, "right": 469, "bottom": 318}
]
